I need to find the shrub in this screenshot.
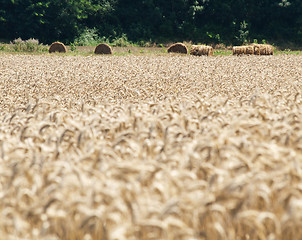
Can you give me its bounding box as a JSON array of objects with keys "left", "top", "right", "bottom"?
[
  {"left": 25, "top": 38, "right": 40, "bottom": 52},
  {"left": 235, "top": 21, "right": 249, "bottom": 44},
  {"left": 10, "top": 38, "right": 46, "bottom": 52},
  {"left": 70, "top": 43, "right": 77, "bottom": 52},
  {"left": 0, "top": 45, "right": 6, "bottom": 51},
  {"left": 111, "top": 34, "right": 131, "bottom": 47},
  {"left": 11, "top": 37, "right": 25, "bottom": 51},
  {"left": 74, "top": 28, "right": 105, "bottom": 46}
]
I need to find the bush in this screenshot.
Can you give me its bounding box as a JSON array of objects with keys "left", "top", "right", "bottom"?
[
  {"left": 138, "top": 40, "right": 154, "bottom": 47},
  {"left": 10, "top": 38, "right": 47, "bottom": 52},
  {"left": 0, "top": 45, "right": 6, "bottom": 51},
  {"left": 74, "top": 28, "right": 106, "bottom": 46},
  {"left": 235, "top": 21, "right": 249, "bottom": 44},
  {"left": 11, "top": 38, "right": 25, "bottom": 51},
  {"left": 70, "top": 43, "right": 77, "bottom": 52},
  {"left": 25, "top": 38, "right": 40, "bottom": 51},
  {"left": 111, "top": 34, "right": 131, "bottom": 47}
]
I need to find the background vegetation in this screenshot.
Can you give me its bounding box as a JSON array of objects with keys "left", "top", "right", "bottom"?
[{"left": 0, "top": 0, "right": 301, "bottom": 48}]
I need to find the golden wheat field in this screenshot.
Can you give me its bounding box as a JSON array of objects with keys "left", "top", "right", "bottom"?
[{"left": 1, "top": 53, "right": 302, "bottom": 240}]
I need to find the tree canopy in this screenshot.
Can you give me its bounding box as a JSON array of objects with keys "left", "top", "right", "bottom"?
[{"left": 0, "top": 0, "right": 301, "bottom": 46}]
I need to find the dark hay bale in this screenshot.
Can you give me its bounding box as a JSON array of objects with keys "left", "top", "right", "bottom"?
[
  {"left": 49, "top": 42, "right": 67, "bottom": 53},
  {"left": 167, "top": 43, "right": 188, "bottom": 54},
  {"left": 94, "top": 43, "right": 113, "bottom": 54}
]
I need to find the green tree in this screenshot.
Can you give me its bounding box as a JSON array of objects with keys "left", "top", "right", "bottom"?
[
  {"left": 0, "top": 0, "right": 302, "bottom": 46},
  {"left": 0, "top": 0, "right": 115, "bottom": 44}
]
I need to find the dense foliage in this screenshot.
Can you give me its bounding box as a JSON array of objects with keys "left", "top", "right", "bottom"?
[{"left": 0, "top": 0, "right": 301, "bottom": 46}]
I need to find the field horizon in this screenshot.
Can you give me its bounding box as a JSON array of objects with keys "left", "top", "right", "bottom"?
[{"left": 1, "top": 41, "right": 302, "bottom": 56}]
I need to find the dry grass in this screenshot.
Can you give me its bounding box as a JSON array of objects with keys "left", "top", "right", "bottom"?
[{"left": 1, "top": 54, "right": 302, "bottom": 239}]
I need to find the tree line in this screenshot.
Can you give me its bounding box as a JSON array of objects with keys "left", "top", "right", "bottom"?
[{"left": 0, "top": 0, "right": 301, "bottom": 47}]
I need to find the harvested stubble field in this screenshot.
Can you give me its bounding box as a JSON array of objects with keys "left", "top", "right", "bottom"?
[{"left": 1, "top": 54, "right": 302, "bottom": 240}]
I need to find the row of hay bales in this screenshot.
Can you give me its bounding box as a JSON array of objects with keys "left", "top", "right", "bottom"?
[
  {"left": 49, "top": 41, "right": 274, "bottom": 56},
  {"left": 49, "top": 41, "right": 214, "bottom": 56},
  {"left": 168, "top": 42, "right": 274, "bottom": 56},
  {"left": 49, "top": 42, "right": 113, "bottom": 54},
  {"left": 233, "top": 44, "right": 274, "bottom": 55}
]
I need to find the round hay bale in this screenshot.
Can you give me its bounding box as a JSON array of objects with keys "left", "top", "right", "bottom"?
[
  {"left": 167, "top": 43, "right": 188, "bottom": 54},
  {"left": 190, "top": 45, "right": 213, "bottom": 56},
  {"left": 94, "top": 43, "right": 113, "bottom": 54},
  {"left": 49, "top": 42, "right": 67, "bottom": 53}
]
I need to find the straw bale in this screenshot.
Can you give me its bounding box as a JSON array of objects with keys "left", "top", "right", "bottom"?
[
  {"left": 253, "top": 44, "right": 261, "bottom": 55},
  {"left": 49, "top": 42, "right": 67, "bottom": 53},
  {"left": 265, "top": 44, "right": 274, "bottom": 55},
  {"left": 167, "top": 43, "right": 188, "bottom": 54},
  {"left": 260, "top": 45, "right": 268, "bottom": 55},
  {"left": 94, "top": 43, "right": 113, "bottom": 55},
  {"left": 190, "top": 45, "right": 213, "bottom": 56},
  {"left": 245, "top": 46, "right": 254, "bottom": 55},
  {"left": 252, "top": 44, "right": 274, "bottom": 55},
  {"left": 233, "top": 46, "right": 247, "bottom": 55}
]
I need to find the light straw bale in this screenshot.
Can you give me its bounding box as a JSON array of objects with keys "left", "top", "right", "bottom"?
[
  {"left": 252, "top": 44, "right": 274, "bottom": 55},
  {"left": 245, "top": 46, "right": 254, "bottom": 55},
  {"left": 190, "top": 45, "right": 213, "bottom": 56},
  {"left": 233, "top": 46, "right": 247, "bottom": 55}
]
